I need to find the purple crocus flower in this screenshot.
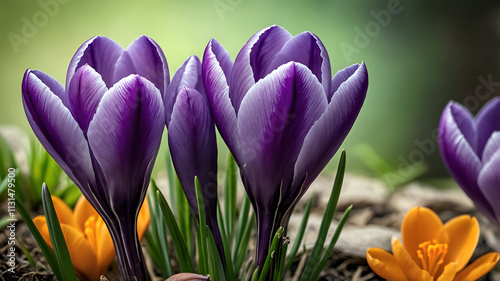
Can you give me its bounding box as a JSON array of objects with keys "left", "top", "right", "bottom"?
[
  {"left": 165, "top": 55, "right": 224, "bottom": 259},
  {"left": 439, "top": 98, "right": 500, "bottom": 228},
  {"left": 202, "top": 25, "right": 368, "bottom": 266},
  {"left": 22, "top": 35, "right": 168, "bottom": 281}
]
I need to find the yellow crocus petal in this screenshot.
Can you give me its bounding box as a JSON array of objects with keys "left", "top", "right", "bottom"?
[
  {"left": 401, "top": 207, "right": 445, "bottom": 266},
  {"left": 366, "top": 247, "right": 409, "bottom": 281},
  {"left": 74, "top": 195, "right": 100, "bottom": 233},
  {"left": 59, "top": 224, "right": 100, "bottom": 281},
  {"left": 50, "top": 196, "right": 78, "bottom": 230},
  {"left": 435, "top": 262, "right": 457, "bottom": 281},
  {"left": 392, "top": 236, "right": 433, "bottom": 281},
  {"left": 441, "top": 215, "right": 479, "bottom": 271},
  {"left": 95, "top": 216, "right": 115, "bottom": 275},
  {"left": 455, "top": 252, "right": 499, "bottom": 281},
  {"left": 138, "top": 199, "right": 151, "bottom": 240},
  {"left": 33, "top": 216, "right": 53, "bottom": 248}
]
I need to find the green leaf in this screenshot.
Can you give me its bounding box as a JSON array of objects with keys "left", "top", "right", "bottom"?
[
  {"left": 157, "top": 190, "right": 194, "bottom": 273},
  {"left": 216, "top": 205, "right": 236, "bottom": 280},
  {"left": 235, "top": 213, "right": 255, "bottom": 272},
  {"left": 276, "top": 239, "right": 288, "bottom": 281},
  {"left": 232, "top": 193, "right": 251, "bottom": 267},
  {"left": 176, "top": 177, "right": 195, "bottom": 259},
  {"left": 41, "top": 184, "right": 77, "bottom": 281},
  {"left": 258, "top": 227, "right": 283, "bottom": 281},
  {"left": 224, "top": 153, "right": 237, "bottom": 241},
  {"left": 148, "top": 180, "right": 173, "bottom": 277},
  {"left": 15, "top": 197, "right": 63, "bottom": 279},
  {"left": 17, "top": 238, "right": 35, "bottom": 266},
  {"left": 207, "top": 229, "right": 226, "bottom": 281},
  {"left": 300, "top": 150, "right": 346, "bottom": 281},
  {"left": 309, "top": 205, "right": 352, "bottom": 281},
  {"left": 286, "top": 197, "right": 312, "bottom": 271},
  {"left": 195, "top": 177, "right": 208, "bottom": 275},
  {"left": 165, "top": 150, "right": 177, "bottom": 212},
  {"left": 251, "top": 267, "right": 260, "bottom": 281}
]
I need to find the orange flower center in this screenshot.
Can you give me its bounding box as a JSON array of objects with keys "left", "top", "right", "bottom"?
[
  {"left": 417, "top": 239, "right": 448, "bottom": 277},
  {"left": 84, "top": 215, "right": 105, "bottom": 254}
]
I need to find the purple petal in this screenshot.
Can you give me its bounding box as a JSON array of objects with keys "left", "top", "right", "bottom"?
[
  {"left": 66, "top": 36, "right": 123, "bottom": 88},
  {"left": 237, "top": 62, "right": 294, "bottom": 205},
  {"left": 482, "top": 131, "right": 500, "bottom": 165},
  {"left": 292, "top": 63, "right": 368, "bottom": 196},
  {"left": 230, "top": 25, "right": 292, "bottom": 113},
  {"left": 202, "top": 39, "right": 240, "bottom": 162},
  {"left": 114, "top": 36, "right": 169, "bottom": 97},
  {"left": 475, "top": 97, "right": 500, "bottom": 157},
  {"left": 168, "top": 87, "right": 218, "bottom": 214},
  {"left": 30, "top": 70, "right": 68, "bottom": 108},
  {"left": 22, "top": 69, "right": 94, "bottom": 189},
  {"left": 165, "top": 56, "right": 203, "bottom": 125},
  {"left": 477, "top": 147, "right": 500, "bottom": 223},
  {"left": 267, "top": 31, "right": 332, "bottom": 96},
  {"left": 88, "top": 75, "right": 165, "bottom": 210},
  {"left": 439, "top": 102, "right": 495, "bottom": 217},
  {"left": 67, "top": 64, "right": 108, "bottom": 134},
  {"left": 168, "top": 87, "right": 225, "bottom": 258},
  {"left": 237, "top": 62, "right": 327, "bottom": 207}
]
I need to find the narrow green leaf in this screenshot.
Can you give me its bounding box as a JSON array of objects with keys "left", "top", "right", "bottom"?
[
  {"left": 232, "top": 193, "right": 251, "bottom": 265},
  {"left": 0, "top": 175, "right": 9, "bottom": 196},
  {"left": 286, "top": 198, "right": 312, "bottom": 271},
  {"left": 17, "top": 238, "right": 35, "bottom": 266},
  {"left": 236, "top": 214, "right": 255, "bottom": 272},
  {"left": 165, "top": 150, "right": 177, "bottom": 212},
  {"left": 15, "top": 197, "right": 63, "bottom": 279},
  {"left": 195, "top": 177, "right": 208, "bottom": 275},
  {"left": 207, "top": 229, "right": 226, "bottom": 281},
  {"left": 277, "top": 240, "right": 288, "bottom": 281},
  {"left": 176, "top": 177, "right": 194, "bottom": 259},
  {"left": 150, "top": 179, "right": 173, "bottom": 277},
  {"left": 216, "top": 205, "right": 236, "bottom": 280},
  {"left": 224, "top": 153, "right": 237, "bottom": 240},
  {"left": 309, "top": 205, "right": 353, "bottom": 281},
  {"left": 157, "top": 190, "right": 194, "bottom": 273},
  {"left": 251, "top": 267, "right": 260, "bottom": 281},
  {"left": 41, "top": 184, "right": 77, "bottom": 281},
  {"left": 300, "top": 151, "right": 346, "bottom": 281},
  {"left": 258, "top": 227, "right": 283, "bottom": 281}
]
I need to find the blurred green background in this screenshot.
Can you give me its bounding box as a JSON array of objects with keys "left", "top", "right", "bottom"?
[{"left": 1, "top": 0, "right": 499, "bottom": 185}]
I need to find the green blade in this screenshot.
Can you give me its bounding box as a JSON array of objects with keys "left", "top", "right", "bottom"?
[
  {"left": 41, "top": 184, "right": 77, "bottom": 281},
  {"left": 207, "top": 229, "right": 226, "bottom": 281},
  {"left": 15, "top": 196, "right": 62, "bottom": 279},
  {"left": 286, "top": 197, "right": 312, "bottom": 271},
  {"left": 300, "top": 150, "right": 346, "bottom": 281},
  {"left": 195, "top": 177, "right": 208, "bottom": 275},
  {"left": 223, "top": 153, "right": 237, "bottom": 241},
  {"left": 309, "top": 205, "right": 352, "bottom": 281},
  {"left": 258, "top": 227, "right": 283, "bottom": 281},
  {"left": 157, "top": 190, "right": 194, "bottom": 273}
]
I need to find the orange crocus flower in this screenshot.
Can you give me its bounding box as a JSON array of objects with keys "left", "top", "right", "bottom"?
[
  {"left": 33, "top": 195, "right": 150, "bottom": 281},
  {"left": 367, "top": 207, "right": 499, "bottom": 281}
]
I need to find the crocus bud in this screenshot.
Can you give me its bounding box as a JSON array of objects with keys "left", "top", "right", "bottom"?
[
  {"left": 439, "top": 98, "right": 500, "bottom": 228},
  {"left": 202, "top": 25, "right": 368, "bottom": 266},
  {"left": 166, "top": 273, "right": 211, "bottom": 281},
  {"left": 22, "top": 35, "right": 168, "bottom": 281},
  {"left": 165, "top": 56, "right": 224, "bottom": 260}
]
